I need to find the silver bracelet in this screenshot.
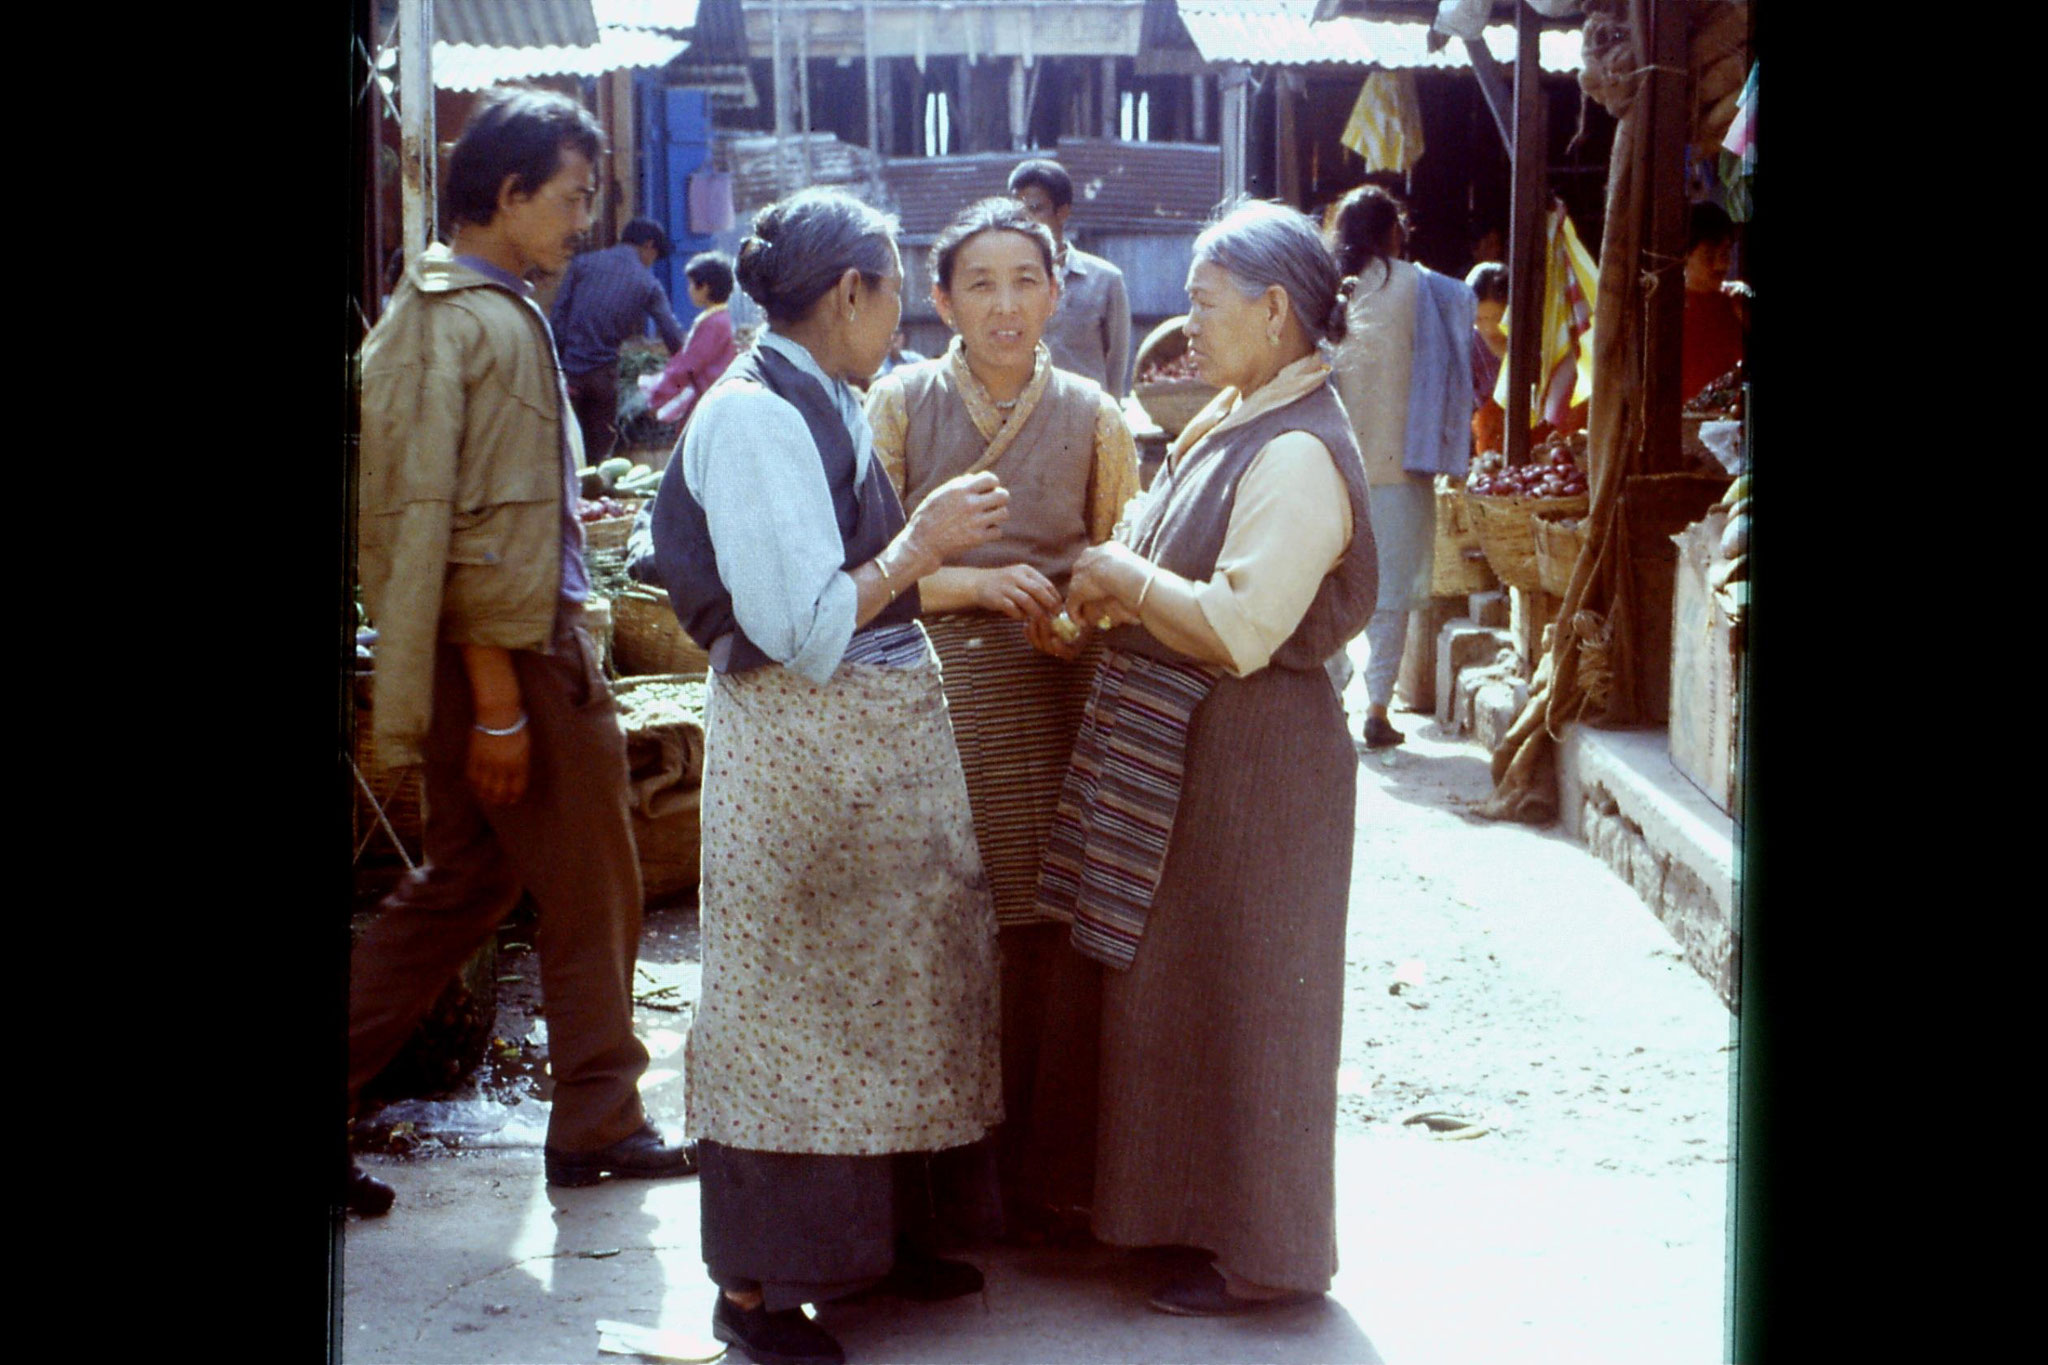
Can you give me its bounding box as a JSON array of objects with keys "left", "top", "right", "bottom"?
[{"left": 473, "top": 712, "right": 529, "bottom": 737}]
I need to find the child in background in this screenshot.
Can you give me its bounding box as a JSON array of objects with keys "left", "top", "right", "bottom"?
[{"left": 1466, "top": 262, "right": 1508, "bottom": 458}]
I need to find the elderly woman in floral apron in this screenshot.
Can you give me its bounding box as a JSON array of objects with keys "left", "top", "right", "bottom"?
[
  {"left": 630, "top": 187, "right": 1012, "bottom": 1365},
  {"left": 1046, "top": 200, "right": 1378, "bottom": 1316},
  {"left": 864, "top": 197, "right": 1139, "bottom": 1240}
]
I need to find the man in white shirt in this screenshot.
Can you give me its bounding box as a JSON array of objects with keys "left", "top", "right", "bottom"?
[{"left": 1010, "top": 159, "right": 1132, "bottom": 399}]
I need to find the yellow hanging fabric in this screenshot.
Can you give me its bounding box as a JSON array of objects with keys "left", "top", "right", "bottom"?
[
  {"left": 1494, "top": 198, "right": 1600, "bottom": 427},
  {"left": 1341, "top": 69, "right": 1425, "bottom": 173}
]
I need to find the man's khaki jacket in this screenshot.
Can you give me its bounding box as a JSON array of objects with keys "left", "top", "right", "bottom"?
[{"left": 358, "top": 244, "right": 582, "bottom": 769}]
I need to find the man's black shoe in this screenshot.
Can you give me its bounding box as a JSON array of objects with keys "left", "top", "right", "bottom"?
[
  {"left": 544, "top": 1124, "right": 699, "bottom": 1187},
  {"left": 712, "top": 1292, "right": 845, "bottom": 1365},
  {"left": 345, "top": 1163, "right": 396, "bottom": 1218}
]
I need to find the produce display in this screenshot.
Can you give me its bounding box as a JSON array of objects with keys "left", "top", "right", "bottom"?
[
  {"left": 613, "top": 676, "right": 708, "bottom": 733},
  {"left": 1685, "top": 362, "right": 1743, "bottom": 417},
  {"left": 1466, "top": 442, "right": 1589, "bottom": 498},
  {"left": 1708, "top": 472, "right": 1750, "bottom": 617},
  {"left": 578, "top": 496, "right": 636, "bottom": 523},
  {"left": 580, "top": 456, "right": 664, "bottom": 500},
  {"left": 1137, "top": 351, "right": 1203, "bottom": 384}
]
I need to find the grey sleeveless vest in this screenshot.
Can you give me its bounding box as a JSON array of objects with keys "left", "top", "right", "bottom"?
[{"left": 1110, "top": 379, "right": 1377, "bottom": 671}]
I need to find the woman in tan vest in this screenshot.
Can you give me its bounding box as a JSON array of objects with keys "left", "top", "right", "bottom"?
[
  {"left": 1046, "top": 200, "right": 1378, "bottom": 1315},
  {"left": 865, "top": 196, "right": 1139, "bottom": 1241}
]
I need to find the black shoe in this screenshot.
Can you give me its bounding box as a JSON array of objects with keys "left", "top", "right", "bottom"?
[
  {"left": 544, "top": 1124, "right": 699, "bottom": 1187},
  {"left": 883, "top": 1252, "right": 984, "bottom": 1302},
  {"left": 344, "top": 1163, "right": 395, "bottom": 1218},
  {"left": 1361, "top": 715, "right": 1406, "bottom": 750},
  {"left": 712, "top": 1292, "right": 845, "bottom": 1365}
]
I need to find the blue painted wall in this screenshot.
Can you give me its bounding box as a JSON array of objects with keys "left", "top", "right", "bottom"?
[{"left": 636, "top": 80, "right": 716, "bottom": 334}]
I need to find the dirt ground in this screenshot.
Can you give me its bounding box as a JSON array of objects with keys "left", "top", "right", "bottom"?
[
  {"left": 346, "top": 660, "right": 1736, "bottom": 1361},
  {"left": 351, "top": 692, "right": 1732, "bottom": 1199}
]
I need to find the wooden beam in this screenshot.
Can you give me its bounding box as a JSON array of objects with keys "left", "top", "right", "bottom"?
[
  {"left": 1463, "top": 35, "right": 1514, "bottom": 157},
  {"left": 1640, "top": 0, "right": 1688, "bottom": 473},
  {"left": 1503, "top": 0, "right": 1546, "bottom": 467}
]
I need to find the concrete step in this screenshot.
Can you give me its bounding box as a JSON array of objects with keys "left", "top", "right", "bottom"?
[{"left": 1557, "top": 724, "right": 1739, "bottom": 1010}]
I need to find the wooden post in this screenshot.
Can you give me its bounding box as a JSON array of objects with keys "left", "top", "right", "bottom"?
[
  {"left": 1275, "top": 69, "right": 1300, "bottom": 207},
  {"left": 1220, "top": 65, "right": 1249, "bottom": 203},
  {"left": 1009, "top": 56, "right": 1027, "bottom": 150},
  {"left": 609, "top": 69, "right": 637, "bottom": 231},
  {"left": 398, "top": 0, "right": 436, "bottom": 263},
  {"left": 1102, "top": 56, "right": 1118, "bottom": 139},
  {"left": 1504, "top": 1, "right": 1546, "bottom": 467},
  {"left": 880, "top": 57, "right": 896, "bottom": 156},
  {"left": 864, "top": 0, "right": 880, "bottom": 158},
  {"left": 1192, "top": 70, "right": 1206, "bottom": 142},
  {"left": 771, "top": 0, "right": 791, "bottom": 192},
  {"left": 797, "top": 12, "right": 813, "bottom": 181},
  {"left": 1641, "top": 0, "right": 1688, "bottom": 474}
]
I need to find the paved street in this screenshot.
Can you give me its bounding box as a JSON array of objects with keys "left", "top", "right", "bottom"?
[{"left": 341, "top": 644, "right": 1736, "bottom": 1364}]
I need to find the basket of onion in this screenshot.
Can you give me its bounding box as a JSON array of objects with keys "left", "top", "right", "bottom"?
[
  {"left": 1131, "top": 316, "right": 1221, "bottom": 438},
  {"left": 1464, "top": 446, "right": 1590, "bottom": 594}
]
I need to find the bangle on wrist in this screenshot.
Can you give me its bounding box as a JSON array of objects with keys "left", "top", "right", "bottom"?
[
  {"left": 473, "top": 712, "right": 528, "bottom": 737},
  {"left": 1136, "top": 564, "right": 1159, "bottom": 615},
  {"left": 875, "top": 557, "right": 897, "bottom": 600}
]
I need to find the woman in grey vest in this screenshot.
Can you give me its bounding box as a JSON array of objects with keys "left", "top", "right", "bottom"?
[
  {"left": 1038, "top": 200, "right": 1379, "bottom": 1315},
  {"left": 865, "top": 197, "right": 1140, "bottom": 1242},
  {"left": 629, "top": 187, "right": 1014, "bottom": 1365}
]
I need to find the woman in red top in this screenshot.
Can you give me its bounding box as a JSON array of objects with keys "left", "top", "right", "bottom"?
[
  {"left": 647, "top": 251, "right": 740, "bottom": 429},
  {"left": 1681, "top": 204, "right": 1747, "bottom": 403}
]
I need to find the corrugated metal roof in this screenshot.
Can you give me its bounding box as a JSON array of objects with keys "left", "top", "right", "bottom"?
[
  {"left": 430, "top": 26, "right": 690, "bottom": 90},
  {"left": 435, "top": 0, "right": 601, "bottom": 49},
  {"left": 1176, "top": 0, "right": 1580, "bottom": 72},
  {"left": 881, "top": 139, "right": 1222, "bottom": 239},
  {"left": 592, "top": 0, "right": 700, "bottom": 29},
  {"left": 722, "top": 133, "right": 888, "bottom": 216}
]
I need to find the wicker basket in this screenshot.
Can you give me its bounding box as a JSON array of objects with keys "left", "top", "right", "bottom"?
[
  {"left": 612, "top": 673, "right": 709, "bottom": 901},
  {"left": 1133, "top": 379, "right": 1221, "bottom": 438},
  {"left": 581, "top": 498, "right": 646, "bottom": 555},
  {"left": 1467, "top": 492, "right": 1590, "bottom": 594},
  {"left": 1431, "top": 483, "right": 1496, "bottom": 596},
  {"left": 1130, "top": 315, "right": 1221, "bottom": 437},
  {"left": 1531, "top": 511, "right": 1590, "bottom": 597},
  {"left": 612, "top": 585, "right": 711, "bottom": 676}
]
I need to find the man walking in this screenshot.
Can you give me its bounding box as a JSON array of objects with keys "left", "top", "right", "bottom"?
[
  {"left": 1009, "top": 158, "right": 1133, "bottom": 398},
  {"left": 347, "top": 88, "right": 696, "bottom": 1218},
  {"left": 552, "top": 216, "right": 689, "bottom": 464}
]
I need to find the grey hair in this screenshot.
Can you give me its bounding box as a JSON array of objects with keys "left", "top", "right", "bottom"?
[
  {"left": 735, "top": 187, "right": 901, "bottom": 326},
  {"left": 1191, "top": 198, "right": 1348, "bottom": 346}
]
